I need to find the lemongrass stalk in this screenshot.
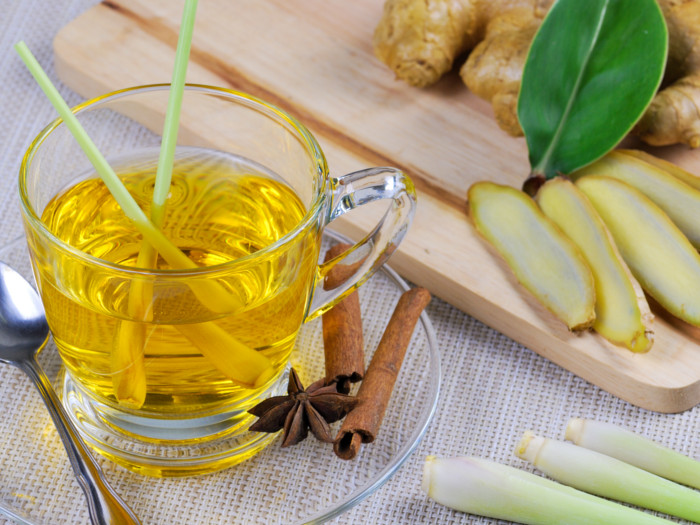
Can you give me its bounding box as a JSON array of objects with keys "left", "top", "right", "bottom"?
[
  {"left": 566, "top": 418, "right": 700, "bottom": 490},
  {"left": 111, "top": 319, "right": 148, "bottom": 409},
  {"left": 422, "top": 456, "right": 674, "bottom": 525},
  {"left": 488, "top": 458, "right": 632, "bottom": 511},
  {"left": 112, "top": 285, "right": 150, "bottom": 406},
  {"left": 124, "top": 0, "right": 197, "bottom": 281},
  {"left": 425, "top": 452, "right": 627, "bottom": 512},
  {"left": 176, "top": 323, "right": 275, "bottom": 388},
  {"left": 152, "top": 0, "right": 197, "bottom": 220},
  {"left": 16, "top": 42, "right": 274, "bottom": 390},
  {"left": 113, "top": 0, "right": 198, "bottom": 407},
  {"left": 517, "top": 431, "right": 700, "bottom": 523},
  {"left": 14, "top": 41, "right": 237, "bottom": 312},
  {"left": 131, "top": 0, "right": 197, "bottom": 261}
]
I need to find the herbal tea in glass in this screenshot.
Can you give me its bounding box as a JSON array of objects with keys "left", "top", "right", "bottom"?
[
  {"left": 19, "top": 85, "right": 416, "bottom": 476},
  {"left": 39, "top": 147, "right": 315, "bottom": 413}
]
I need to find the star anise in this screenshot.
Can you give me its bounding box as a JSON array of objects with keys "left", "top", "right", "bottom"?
[{"left": 248, "top": 367, "right": 358, "bottom": 447}]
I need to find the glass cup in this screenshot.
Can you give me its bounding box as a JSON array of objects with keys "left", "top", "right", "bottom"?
[{"left": 18, "top": 84, "right": 415, "bottom": 477}]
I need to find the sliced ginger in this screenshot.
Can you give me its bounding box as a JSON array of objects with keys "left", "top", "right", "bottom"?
[
  {"left": 576, "top": 175, "right": 700, "bottom": 327},
  {"left": 374, "top": 0, "right": 700, "bottom": 147},
  {"left": 536, "top": 178, "right": 653, "bottom": 352},
  {"left": 573, "top": 150, "right": 700, "bottom": 249},
  {"left": 617, "top": 149, "right": 700, "bottom": 192},
  {"left": 468, "top": 181, "right": 595, "bottom": 331}
]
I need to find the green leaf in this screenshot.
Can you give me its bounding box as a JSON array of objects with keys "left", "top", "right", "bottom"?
[{"left": 518, "top": 0, "right": 667, "bottom": 179}]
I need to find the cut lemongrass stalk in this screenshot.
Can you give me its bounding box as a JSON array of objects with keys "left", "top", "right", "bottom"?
[
  {"left": 113, "top": 0, "right": 198, "bottom": 407},
  {"left": 111, "top": 319, "right": 148, "bottom": 409},
  {"left": 177, "top": 323, "right": 275, "bottom": 388},
  {"left": 112, "top": 272, "right": 152, "bottom": 407},
  {"left": 422, "top": 456, "right": 674, "bottom": 525},
  {"left": 517, "top": 431, "right": 700, "bottom": 523},
  {"left": 566, "top": 418, "right": 700, "bottom": 490},
  {"left": 16, "top": 42, "right": 273, "bottom": 390}
]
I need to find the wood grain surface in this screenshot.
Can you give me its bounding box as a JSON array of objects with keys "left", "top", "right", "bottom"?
[{"left": 53, "top": 0, "right": 700, "bottom": 412}]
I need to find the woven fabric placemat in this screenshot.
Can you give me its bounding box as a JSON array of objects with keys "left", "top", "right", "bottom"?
[{"left": 0, "top": 1, "right": 697, "bottom": 524}]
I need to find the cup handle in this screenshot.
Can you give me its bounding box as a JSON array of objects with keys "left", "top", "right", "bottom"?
[{"left": 306, "top": 166, "right": 416, "bottom": 320}]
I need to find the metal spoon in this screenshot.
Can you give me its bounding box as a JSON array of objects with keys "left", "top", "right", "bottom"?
[{"left": 0, "top": 262, "right": 141, "bottom": 525}]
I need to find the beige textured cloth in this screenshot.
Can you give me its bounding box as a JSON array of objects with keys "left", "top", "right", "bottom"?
[{"left": 0, "top": 1, "right": 697, "bottom": 524}]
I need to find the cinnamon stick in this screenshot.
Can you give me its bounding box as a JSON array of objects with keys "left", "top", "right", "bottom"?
[
  {"left": 334, "top": 287, "right": 431, "bottom": 460},
  {"left": 322, "top": 243, "right": 365, "bottom": 394}
]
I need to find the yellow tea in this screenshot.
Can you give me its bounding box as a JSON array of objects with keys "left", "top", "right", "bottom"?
[{"left": 36, "top": 148, "right": 317, "bottom": 416}]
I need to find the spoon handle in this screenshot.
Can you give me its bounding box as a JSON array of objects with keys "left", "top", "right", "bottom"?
[{"left": 21, "top": 358, "right": 141, "bottom": 525}]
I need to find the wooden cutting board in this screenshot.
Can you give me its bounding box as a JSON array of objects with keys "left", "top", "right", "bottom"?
[{"left": 53, "top": 0, "right": 700, "bottom": 412}]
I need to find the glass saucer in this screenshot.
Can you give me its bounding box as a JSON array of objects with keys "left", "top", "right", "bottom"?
[{"left": 0, "top": 230, "right": 440, "bottom": 525}]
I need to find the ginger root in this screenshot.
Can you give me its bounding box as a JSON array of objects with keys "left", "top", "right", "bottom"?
[
  {"left": 636, "top": 0, "right": 700, "bottom": 147},
  {"left": 374, "top": 0, "right": 700, "bottom": 148}
]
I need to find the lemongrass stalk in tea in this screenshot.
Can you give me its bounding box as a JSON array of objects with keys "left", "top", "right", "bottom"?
[{"left": 112, "top": 0, "right": 198, "bottom": 407}]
